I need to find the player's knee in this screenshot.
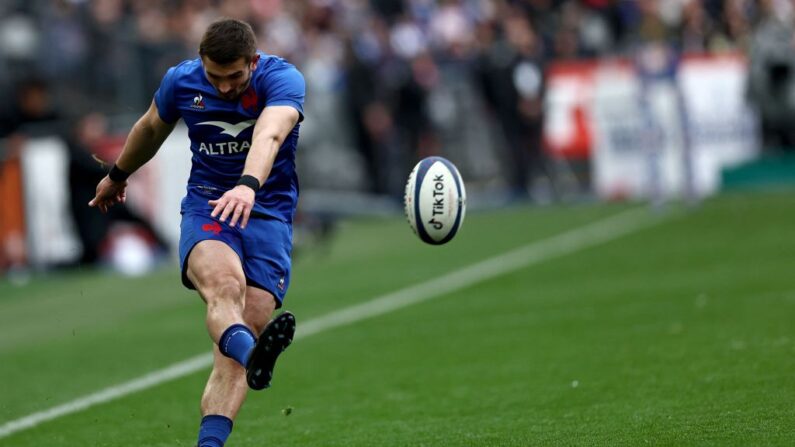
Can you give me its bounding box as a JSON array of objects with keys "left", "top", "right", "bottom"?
[
  {"left": 204, "top": 273, "right": 246, "bottom": 304},
  {"left": 244, "top": 292, "right": 276, "bottom": 333}
]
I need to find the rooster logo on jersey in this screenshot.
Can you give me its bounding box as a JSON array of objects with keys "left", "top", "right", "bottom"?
[{"left": 191, "top": 93, "right": 206, "bottom": 110}]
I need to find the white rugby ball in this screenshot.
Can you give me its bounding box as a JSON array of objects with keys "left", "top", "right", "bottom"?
[{"left": 404, "top": 156, "right": 466, "bottom": 245}]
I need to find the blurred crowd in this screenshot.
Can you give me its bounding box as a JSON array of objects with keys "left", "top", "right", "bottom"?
[
  {"left": 1, "top": 0, "right": 782, "bottom": 181},
  {"left": 1, "top": 0, "right": 795, "bottom": 272}
]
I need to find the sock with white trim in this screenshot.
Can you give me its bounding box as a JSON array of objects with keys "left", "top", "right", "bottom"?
[{"left": 218, "top": 324, "right": 256, "bottom": 367}]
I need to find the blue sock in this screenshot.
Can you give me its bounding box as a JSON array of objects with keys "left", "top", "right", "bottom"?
[
  {"left": 218, "top": 324, "right": 256, "bottom": 367},
  {"left": 198, "top": 415, "right": 233, "bottom": 447}
]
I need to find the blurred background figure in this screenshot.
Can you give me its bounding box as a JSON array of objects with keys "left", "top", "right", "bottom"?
[
  {"left": 748, "top": 0, "right": 795, "bottom": 151},
  {"left": 475, "top": 8, "right": 549, "bottom": 200},
  {"left": 0, "top": 77, "right": 62, "bottom": 283},
  {"left": 66, "top": 112, "right": 170, "bottom": 268},
  {"left": 0, "top": 136, "right": 27, "bottom": 282},
  {"left": 0, "top": 0, "right": 783, "bottom": 277},
  {"left": 0, "top": 78, "right": 62, "bottom": 138}
]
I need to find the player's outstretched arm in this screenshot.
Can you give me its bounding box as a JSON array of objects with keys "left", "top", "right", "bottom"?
[
  {"left": 210, "top": 105, "right": 300, "bottom": 229},
  {"left": 89, "top": 100, "right": 176, "bottom": 213}
]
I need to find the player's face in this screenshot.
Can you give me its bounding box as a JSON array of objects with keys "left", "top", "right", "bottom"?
[{"left": 202, "top": 55, "right": 260, "bottom": 101}]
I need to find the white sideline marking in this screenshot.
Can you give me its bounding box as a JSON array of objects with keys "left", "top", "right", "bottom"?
[{"left": 0, "top": 207, "right": 664, "bottom": 439}]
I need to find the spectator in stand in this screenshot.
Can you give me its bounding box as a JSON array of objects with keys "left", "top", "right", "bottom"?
[
  {"left": 0, "top": 0, "right": 782, "bottom": 209},
  {"left": 66, "top": 112, "right": 170, "bottom": 265},
  {"left": 748, "top": 0, "right": 795, "bottom": 150},
  {"left": 0, "top": 137, "right": 27, "bottom": 279},
  {"left": 0, "top": 78, "right": 61, "bottom": 138},
  {"left": 0, "top": 78, "right": 62, "bottom": 279},
  {"left": 680, "top": 0, "right": 715, "bottom": 53},
  {"left": 476, "top": 8, "right": 547, "bottom": 199}
]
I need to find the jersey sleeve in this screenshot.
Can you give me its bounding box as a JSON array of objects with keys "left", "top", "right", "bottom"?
[
  {"left": 154, "top": 66, "right": 180, "bottom": 124},
  {"left": 262, "top": 62, "right": 306, "bottom": 122}
]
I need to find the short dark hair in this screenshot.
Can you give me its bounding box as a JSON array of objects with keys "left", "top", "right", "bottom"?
[{"left": 199, "top": 18, "right": 257, "bottom": 65}]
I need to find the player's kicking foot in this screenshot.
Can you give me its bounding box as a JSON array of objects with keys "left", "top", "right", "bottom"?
[{"left": 246, "top": 311, "right": 296, "bottom": 390}]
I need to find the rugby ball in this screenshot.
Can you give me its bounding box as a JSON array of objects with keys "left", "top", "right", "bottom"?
[{"left": 404, "top": 156, "right": 466, "bottom": 245}]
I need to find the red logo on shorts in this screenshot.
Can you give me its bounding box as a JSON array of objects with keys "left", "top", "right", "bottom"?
[{"left": 202, "top": 221, "right": 222, "bottom": 235}]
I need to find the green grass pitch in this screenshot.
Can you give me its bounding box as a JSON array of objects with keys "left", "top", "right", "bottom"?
[{"left": 1, "top": 191, "right": 794, "bottom": 446}]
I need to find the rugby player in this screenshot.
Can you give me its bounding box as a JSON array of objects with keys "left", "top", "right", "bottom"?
[{"left": 89, "top": 18, "right": 305, "bottom": 447}]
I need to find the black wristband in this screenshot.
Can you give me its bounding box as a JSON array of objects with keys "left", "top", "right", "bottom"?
[
  {"left": 108, "top": 164, "right": 131, "bottom": 182},
  {"left": 236, "top": 174, "right": 260, "bottom": 192}
]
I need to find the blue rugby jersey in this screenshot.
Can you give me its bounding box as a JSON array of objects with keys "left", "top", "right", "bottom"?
[{"left": 154, "top": 51, "right": 305, "bottom": 223}]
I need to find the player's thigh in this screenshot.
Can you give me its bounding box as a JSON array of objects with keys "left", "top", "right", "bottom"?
[
  {"left": 186, "top": 240, "right": 246, "bottom": 298},
  {"left": 244, "top": 286, "right": 277, "bottom": 334}
]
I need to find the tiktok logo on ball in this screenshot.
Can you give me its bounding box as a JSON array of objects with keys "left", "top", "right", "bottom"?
[{"left": 428, "top": 174, "right": 445, "bottom": 230}]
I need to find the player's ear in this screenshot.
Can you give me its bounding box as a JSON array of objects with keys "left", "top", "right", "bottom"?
[{"left": 250, "top": 54, "right": 260, "bottom": 71}]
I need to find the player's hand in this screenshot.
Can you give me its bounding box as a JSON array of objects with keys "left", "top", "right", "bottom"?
[
  {"left": 209, "top": 185, "right": 256, "bottom": 229},
  {"left": 89, "top": 176, "right": 127, "bottom": 213}
]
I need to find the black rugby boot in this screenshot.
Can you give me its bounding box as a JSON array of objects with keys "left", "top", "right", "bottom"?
[{"left": 246, "top": 311, "right": 296, "bottom": 390}]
